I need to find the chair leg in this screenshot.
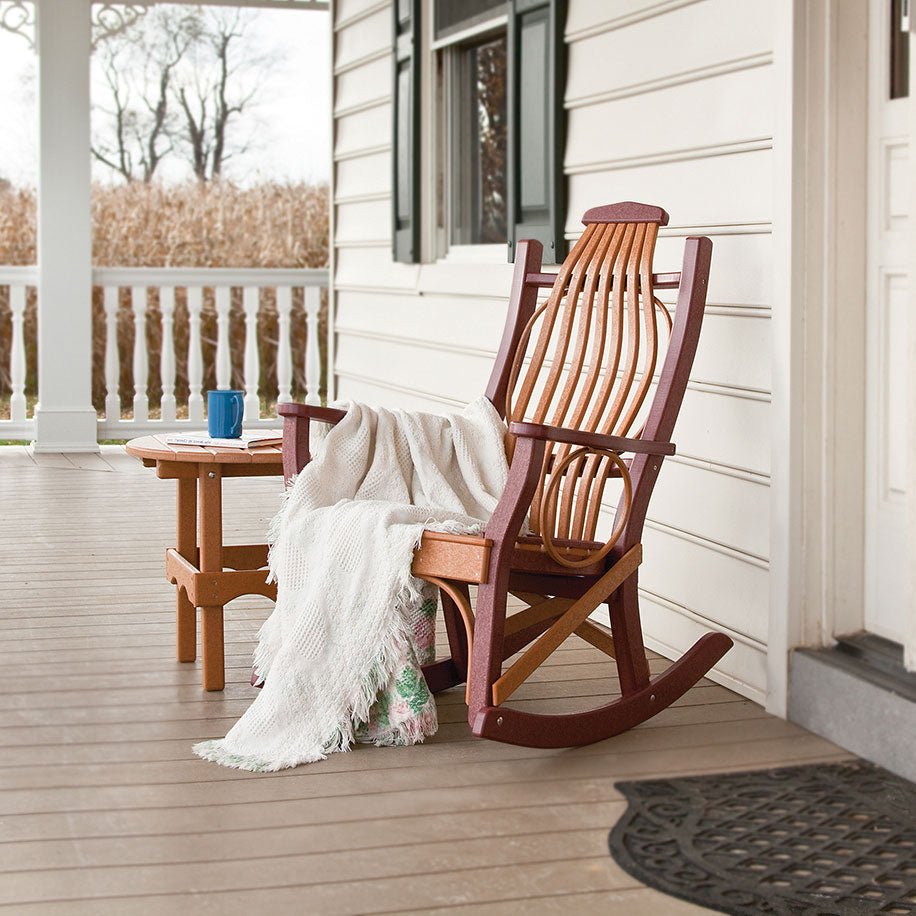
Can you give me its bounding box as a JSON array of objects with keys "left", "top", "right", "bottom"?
[
  {"left": 608, "top": 574, "right": 651, "bottom": 694},
  {"left": 421, "top": 582, "right": 472, "bottom": 694},
  {"left": 441, "top": 586, "right": 469, "bottom": 679},
  {"left": 466, "top": 580, "right": 508, "bottom": 729}
]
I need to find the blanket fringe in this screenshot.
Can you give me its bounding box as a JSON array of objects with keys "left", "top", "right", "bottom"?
[
  {"left": 197, "top": 561, "right": 437, "bottom": 773},
  {"left": 191, "top": 739, "right": 326, "bottom": 773},
  {"left": 358, "top": 704, "right": 438, "bottom": 748}
]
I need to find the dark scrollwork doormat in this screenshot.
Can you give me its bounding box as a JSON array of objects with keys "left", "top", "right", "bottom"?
[{"left": 608, "top": 761, "right": 916, "bottom": 915}]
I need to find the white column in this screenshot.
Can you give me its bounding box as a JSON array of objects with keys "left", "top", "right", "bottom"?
[{"left": 32, "top": 0, "right": 97, "bottom": 452}]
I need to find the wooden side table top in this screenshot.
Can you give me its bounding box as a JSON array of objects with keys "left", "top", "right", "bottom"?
[{"left": 126, "top": 433, "right": 284, "bottom": 467}]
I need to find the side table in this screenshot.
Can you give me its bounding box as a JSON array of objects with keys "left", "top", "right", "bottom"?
[{"left": 125, "top": 435, "right": 283, "bottom": 690}]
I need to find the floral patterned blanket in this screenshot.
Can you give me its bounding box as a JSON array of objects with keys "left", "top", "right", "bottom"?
[{"left": 355, "top": 590, "right": 438, "bottom": 745}]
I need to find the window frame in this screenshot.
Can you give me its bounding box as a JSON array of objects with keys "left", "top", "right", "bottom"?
[
  {"left": 429, "top": 10, "right": 508, "bottom": 259},
  {"left": 505, "top": 0, "right": 567, "bottom": 264},
  {"left": 391, "top": 0, "right": 421, "bottom": 263},
  {"left": 446, "top": 25, "right": 508, "bottom": 248},
  {"left": 394, "top": 0, "right": 566, "bottom": 265}
]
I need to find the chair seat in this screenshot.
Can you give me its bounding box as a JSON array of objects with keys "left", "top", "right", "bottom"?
[{"left": 410, "top": 530, "right": 606, "bottom": 584}]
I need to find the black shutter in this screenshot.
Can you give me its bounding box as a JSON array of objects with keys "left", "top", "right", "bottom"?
[
  {"left": 392, "top": 0, "right": 421, "bottom": 263},
  {"left": 507, "top": 0, "right": 567, "bottom": 264}
]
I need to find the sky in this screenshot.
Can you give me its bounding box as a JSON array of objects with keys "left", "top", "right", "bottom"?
[{"left": 0, "top": 3, "right": 331, "bottom": 187}]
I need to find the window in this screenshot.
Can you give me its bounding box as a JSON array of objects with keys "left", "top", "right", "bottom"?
[
  {"left": 392, "top": 0, "right": 566, "bottom": 264},
  {"left": 448, "top": 31, "right": 508, "bottom": 245}
]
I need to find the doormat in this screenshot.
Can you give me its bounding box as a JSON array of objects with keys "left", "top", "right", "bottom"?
[{"left": 608, "top": 761, "right": 916, "bottom": 915}]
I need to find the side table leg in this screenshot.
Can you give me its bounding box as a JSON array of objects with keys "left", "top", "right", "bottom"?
[
  {"left": 176, "top": 476, "right": 197, "bottom": 663},
  {"left": 199, "top": 465, "right": 225, "bottom": 691}
]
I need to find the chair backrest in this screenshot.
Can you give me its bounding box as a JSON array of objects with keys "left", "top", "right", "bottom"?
[{"left": 486, "top": 202, "right": 711, "bottom": 565}]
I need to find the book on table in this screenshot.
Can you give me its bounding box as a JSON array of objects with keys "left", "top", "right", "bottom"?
[{"left": 165, "top": 431, "right": 283, "bottom": 450}]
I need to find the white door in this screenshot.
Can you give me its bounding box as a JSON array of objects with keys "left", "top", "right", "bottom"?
[{"left": 865, "top": 0, "right": 912, "bottom": 643}]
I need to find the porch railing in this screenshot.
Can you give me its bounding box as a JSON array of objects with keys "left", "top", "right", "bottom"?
[{"left": 0, "top": 265, "right": 330, "bottom": 442}]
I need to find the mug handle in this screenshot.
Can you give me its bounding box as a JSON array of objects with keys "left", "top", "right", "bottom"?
[{"left": 232, "top": 392, "right": 244, "bottom": 435}]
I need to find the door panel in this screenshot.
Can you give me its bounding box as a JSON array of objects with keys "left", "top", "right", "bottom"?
[{"left": 865, "top": 0, "right": 912, "bottom": 643}]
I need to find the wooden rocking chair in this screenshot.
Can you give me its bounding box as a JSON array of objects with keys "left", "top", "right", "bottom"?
[{"left": 278, "top": 202, "right": 732, "bottom": 749}]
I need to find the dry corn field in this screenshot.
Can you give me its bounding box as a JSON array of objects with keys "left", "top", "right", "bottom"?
[{"left": 0, "top": 181, "right": 330, "bottom": 419}]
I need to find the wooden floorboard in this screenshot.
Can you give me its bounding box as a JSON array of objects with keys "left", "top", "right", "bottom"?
[{"left": 0, "top": 447, "right": 848, "bottom": 913}]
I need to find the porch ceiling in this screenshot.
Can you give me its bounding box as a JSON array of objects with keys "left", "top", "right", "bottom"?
[{"left": 0, "top": 447, "right": 848, "bottom": 912}]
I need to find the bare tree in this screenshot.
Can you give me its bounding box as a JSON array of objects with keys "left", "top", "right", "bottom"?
[
  {"left": 174, "top": 9, "right": 263, "bottom": 183},
  {"left": 91, "top": 7, "right": 268, "bottom": 185},
  {"left": 92, "top": 9, "right": 201, "bottom": 183}
]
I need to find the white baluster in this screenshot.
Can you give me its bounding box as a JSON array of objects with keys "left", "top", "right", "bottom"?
[
  {"left": 9, "top": 284, "right": 27, "bottom": 423},
  {"left": 242, "top": 286, "right": 260, "bottom": 421},
  {"left": 103, "top": 285, "right": 121, "bottom": 421},
  {"left": 187, "top": 287, "right": 204, "bottom": 422},
  {"left": 131, "top": 285, "right": 148, "bottom": 423},
  {"left": 304, "top": 285, "right": 321, "bottom": 406},
  {"left": 276, "top": 286, "right": 292, "bottom": 405},
  {"left": 159, "top": 286, "right": 177, "bottom": 424},
  {"left": 215, "top": 286, "right": 232, "bottom": 390}
]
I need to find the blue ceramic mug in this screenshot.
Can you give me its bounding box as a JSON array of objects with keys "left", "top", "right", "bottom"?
[{"left": 208, "top": 389, "right": 244, "bottom": 438}]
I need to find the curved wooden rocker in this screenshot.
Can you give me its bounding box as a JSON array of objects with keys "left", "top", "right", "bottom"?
[{"left": 279, "top": 202, "right": 732, "bottom": 749}]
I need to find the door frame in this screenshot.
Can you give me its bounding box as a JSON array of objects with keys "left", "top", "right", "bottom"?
[
  {"left": 864, "top": 0, "right": 913, "bottom": 647},
  {"left": 773, "top": 0, "right": 916, "bottom": 717},
  {"left": 770, "top": 0, "right": 871, "bottom": 716},
  {"left": 904, "top": 10, "right": 916, "bottom": 671}
]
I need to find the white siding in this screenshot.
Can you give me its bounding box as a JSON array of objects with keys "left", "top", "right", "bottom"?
[{"left": 331, "top": 0, "right": 774, "bottom": 702}]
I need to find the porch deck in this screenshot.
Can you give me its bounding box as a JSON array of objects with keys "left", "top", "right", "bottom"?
[{"left": 0, "top": 447, "right": 848, "bottom": 914}]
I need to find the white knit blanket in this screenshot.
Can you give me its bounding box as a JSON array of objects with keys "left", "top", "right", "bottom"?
[{"left": 193, "top": 396, "right": 509, "bottom": 771}]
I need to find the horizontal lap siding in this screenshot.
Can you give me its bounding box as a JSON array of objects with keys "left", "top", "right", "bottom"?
[
  {"left": 336, "top": 57, "right": 389, "bottom": 113},
  {"left": 335, "top": 103, "right": 391, "bottom": 159},
  {"left": 565, "top": 0, "right": 773, "bottom": 701},
  {"left": 332, "top": 0, "right": 773, "bottom": 700},
  {"left": 335, "top": 151, "right": 389, "bottom": 200}
]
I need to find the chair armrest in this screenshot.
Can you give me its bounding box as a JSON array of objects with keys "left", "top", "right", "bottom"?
[
  {"left": 278, "top": 403, "right": 347, "bottom": 424},
  {"left": 508, "top": 421, "right": 675, "bottom": 457},
  {"left": 484, "top": 435, "right": 547, "bottom": 556},
  {"left": 279, "top": 402, "right": 348, "bottom": 482}
]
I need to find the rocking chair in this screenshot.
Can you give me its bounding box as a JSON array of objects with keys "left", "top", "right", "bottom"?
[{"left": 278, "top": 201, "right": 732, "bottom": 749}]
